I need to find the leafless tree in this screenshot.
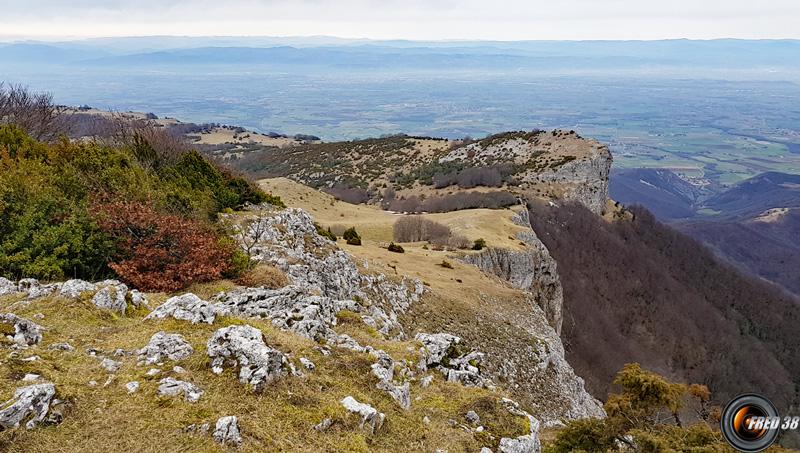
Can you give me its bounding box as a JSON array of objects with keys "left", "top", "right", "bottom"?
[{"left": 0, "top": 83, "right": 72, "bottom": 141}]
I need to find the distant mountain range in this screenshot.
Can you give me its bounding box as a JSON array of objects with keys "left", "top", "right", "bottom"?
[{"left": 3, "top": 38, "right": 800, "bottom": 73}]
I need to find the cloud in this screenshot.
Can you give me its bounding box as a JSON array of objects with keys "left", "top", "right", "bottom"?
[{"left": 0, "top": 0, "right": 798, "bottom": 40}]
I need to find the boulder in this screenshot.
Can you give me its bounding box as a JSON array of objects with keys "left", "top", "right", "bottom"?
[
  {"left": 213, "top": 415, "right": 242, "bottom": 446},
  {"left": 137, "top": 331, "right": 194, "bottom": 365},
  {"left": 0, "top": 313, "right": 44, "bottom": 346},
  {"left": 125, "top": 381, "right": 140, "bottom": 394},
  {"left": 299, "top": 357, "right": 315, "bottom": 370},
  {"left": 58, "top": 279, "right": 97, "bottom": 299},
  {"left": 0, "top": 383, "right": 58, "bottom": 430},
  {"left": 157, "top": 377, "right": 203, "bottom": 403},
  {"left": 145, "top": 293, "right": 215, "bottom": 324},
  {"left": 91, "top": 282, "right": 128, "bottom": 313},
  {"left": 206, "top": 325, "right": 286, "bottom": 391},
  {"left": 340, "top": 396, "right": 385, "bottom": 434}
]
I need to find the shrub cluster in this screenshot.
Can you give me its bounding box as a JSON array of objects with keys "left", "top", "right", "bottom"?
[
  {"left": 343, "top": 227, "right": 362, "bottom": 246},
  {"left": 393, "top": 216, "right": 469, "bottom": 249},
  {"left": 315, "top": 223, "right": 337, "bottom": 242},
  {"left": 388, "top": 191, "right": 517, "bottom": 214},
  {"left": 0, "top": 122, "right": 281, "bottom": 289},
  {"left": 387, "top": 242, "right": 405, "bottom": 253}
]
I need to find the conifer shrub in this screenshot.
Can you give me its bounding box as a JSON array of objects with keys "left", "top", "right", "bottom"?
[
  {"left": 343, "top": 227, "right": 362, "bottom": 245},
  {"left": 387, "top": 242, "right": 405, "bottom": 253}
]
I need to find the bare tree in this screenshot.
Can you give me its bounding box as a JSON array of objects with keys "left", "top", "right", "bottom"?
[
  {"left": 229, "top": 216, "right": 270, "bottom": 260},
  {"left": 0, "top": 83, "right": 72, "bottom": 141}
]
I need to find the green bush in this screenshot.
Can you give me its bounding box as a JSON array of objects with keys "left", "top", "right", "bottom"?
[
  {"left": 387, "top": 242, "right": 405, "bottom": 253},
  {"left": 315, "top": 223, "right": 337, "bottom": 242},
  {"left": 343, "top": 227, "right": 362, "bottom": 246},
  {"left": 0, "top": 125, "right": 279, "bottom": 287},
  {"left": 472, "top": 238, "right": 487, "bottom": 250}
]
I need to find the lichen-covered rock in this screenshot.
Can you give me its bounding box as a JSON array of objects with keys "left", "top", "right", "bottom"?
[
  {"left": 0, "top": 313, "right": 43, "bottom": 347},
  {"left": 58, "top": 279, "right": 97, "bottom": 299},
  {"left": 145, "top": 293, "right": 215, "bottom": 324},
  {"left": 207, "top": 325, "right": 286, "bottom": 391},
  {"left": 91, "top": 281, "right": 128, "bottom": 314},
  {"left": 213, "top": 286, "right": 338, "bottom": 341},
  {"left": 137, "top": 331, "right": 194, "bottom": 365},
  {"left": 213, "top": 415, "right": 242, "bottom": 446},
  {"left": 340, "top": 396, "right": 385, "bottom": 434},
  {"left": 157, "top": 377, "right": 203, "bottom": 403},
  {"left": 0, "top": 383, "right": 58, "bottom": 430}
]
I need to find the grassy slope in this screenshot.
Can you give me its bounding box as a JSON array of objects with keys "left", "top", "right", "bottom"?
[{"left": 0, "top": 286, "right": 529, "bottom": 452}]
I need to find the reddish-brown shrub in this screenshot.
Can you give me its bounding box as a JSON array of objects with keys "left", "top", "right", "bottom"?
[{"left": 93, "top": 201, "right": 233, "bottom": 292}]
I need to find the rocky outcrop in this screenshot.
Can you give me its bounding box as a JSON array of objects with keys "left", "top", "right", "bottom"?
[
  {"left": 499, "top": 398, "right": 542, "bottom": 453},
  {"left": 59, "top": 279, "right": 97, "bottom": 299},
  {"left": 341, "top": 396, "right": 385, "bottom": 434},
  {"left": 416, "top": 332, "right": 492, "bottom": 389},
  {"left": 207, "top": 325, "right": 287, "bottom": 391},
  {"left": 137, "top": 332, "right": 194, "bottom": 365},
  {"left": 0, "top": 383, "right": 60, "bottom": 430},
  {"left": 145, "top": 293, "right": 216, "bottom": 324},
  {"left": 0, "top": 313, "right": 43, "bottom": 346},
  {"left": 462, "top": 209, "right": 563, "bottom": 333},
  {"left": 370, "top": 349, "right": 411, "bottom": 409},
  {"left": 239, "top": 208, "right": 423, "bottom": 337},
  {"left": 213, "top": 285, "right": 341, "bottom": 342}
]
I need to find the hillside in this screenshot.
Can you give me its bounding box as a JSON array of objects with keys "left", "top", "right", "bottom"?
[
  {"left": 527, "top": 201, "right": 800, "bottom": 414},
  {"left": 230, "top": 129, "right": 612, "bottom": 215}
]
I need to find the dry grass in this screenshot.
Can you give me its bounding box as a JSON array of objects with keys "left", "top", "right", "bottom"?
[
  {"left": 236, "top": 264, "right": 290, "bottom": 289},
  {"left": 0, "top": 291, "right": 529, "bottom": 452}
]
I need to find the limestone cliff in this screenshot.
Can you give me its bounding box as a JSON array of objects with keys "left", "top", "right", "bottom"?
[{"left": 462, "top": 209, "right": 563, "bottom": 334}]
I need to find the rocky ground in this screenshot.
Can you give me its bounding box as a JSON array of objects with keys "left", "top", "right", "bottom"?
[{"left": 0, "top": 204, "right": 603, "bottom": 452}]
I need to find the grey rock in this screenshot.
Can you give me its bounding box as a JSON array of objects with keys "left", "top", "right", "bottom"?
[
  {"left": 499, "top": 435, "right": 540, "bottom": 453},
  {"left": 299, "top": 357, "right": 315, "bottom": 370},
  {"left": 420, "top": 375, "right": 433, "bottom": 387},
  {"left": 213, "top": 285, "right": 337, "bottom": 341},
  {"left": 480, "top": 448, "right": 493, "bottom": 453},
  {"left": 145, "top": 293, "right": 215, "bottom": 324},
  {"left": 0, "top": 313, "right": 43, "bottom": 346},
  {"left": 465, "top": 410, "right": 480, "bottom": 425},
  {"left": 146, "top": 368, "right": 161, "bottom": 376},
  {"left": 213, "top": 415, "right": 242, "bottom": 446},
  {"left": 0, "top": 383, "right": 57, "bottom": 429},
  {"left": 157, "top": 377, "right": 203, "bottom": 403},
  {"left": 21, "top": 374, "right": 40, "bottom": 382},
  {"left": 340, "top": 396, "right": 385, "bottom": 434},
  {"left": 415, "top": 333, "right": 461, "bottom": 367},
  {"left": 91, "top": 283, "right": 128, "bottom": 314},
  {"left": 0, "top": 277, "right": 20, "bottom": 297},
  {"left": 416, "top": 332, "right": 491, "bottom": 388},
  {"left": 137, "top": 331, "right": 194, "bottom": 365},
  {"left": 129, "top": 289, "right": 150, "bottom": 309},
  {"left": 48, "top": 342, "right": 75, "bottom": 351},
  {"left": 19, "top": 279, "right": 60, "bottom": 300},
  {"left": 422, "top": 416, "right": 431, "bottom": 425},
  {"left": 100, "top": 357, "right": 122, "bottom": 373},
  {"left": 173, "top": 366, "right": 187, "bottom": 374},
  {"left": 58, "top": 279, "right": 97, "bottom": 299},
  {"left": 207, "top": 325, "right": 286, "bottom": 391},
  {"left": 125, "top": 381, "right": 140, "bottom": 393},
  {"left": 314, "top": 417, "right": 332, "bottom": 432}
]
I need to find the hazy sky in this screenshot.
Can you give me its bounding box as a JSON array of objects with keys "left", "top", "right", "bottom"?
[{"left": 1, "top": 0, "right": 798, "bottom": 41}]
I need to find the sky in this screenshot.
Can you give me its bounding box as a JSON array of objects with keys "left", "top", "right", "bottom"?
[{"left": 0, "top": 0, "right": 799, "bottom": 41}]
